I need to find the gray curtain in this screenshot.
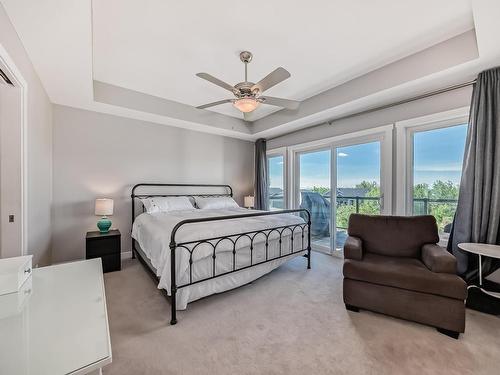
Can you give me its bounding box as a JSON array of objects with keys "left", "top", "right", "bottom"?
[
  {"left": 254, "top": 138, "right": 269, "bottom": 210},
  {"left": 449, "top": 67, "right": 500, "bottom": 275}
]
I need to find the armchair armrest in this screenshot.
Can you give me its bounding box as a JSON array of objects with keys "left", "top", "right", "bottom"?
[
  {"left": 344, "top": 236, "right": 363, "bottom": 260},
  {"left": 421, "top": 244, "right": 457, "bottom": 274}
]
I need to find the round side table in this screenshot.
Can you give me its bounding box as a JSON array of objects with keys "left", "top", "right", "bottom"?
[{"left": 458, "top": 243, "right": 500, "bottom": 299}]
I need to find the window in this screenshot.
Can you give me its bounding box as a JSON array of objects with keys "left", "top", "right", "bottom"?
[
  {"left": 396, "top": 109, "right": 469, "bottom": 238},
  {"left": 411, "top": 124, "right": 467, "bottom": 233},
  {"left": 267, "top": 153, "right": 285, "bottom": 210}
]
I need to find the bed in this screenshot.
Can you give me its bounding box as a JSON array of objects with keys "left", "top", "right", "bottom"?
[{"left": 131, "top": 183, "right": 311, "bottom": 325}]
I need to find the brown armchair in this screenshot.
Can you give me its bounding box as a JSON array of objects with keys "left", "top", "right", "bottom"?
[{"left": 343, "top": 214, "right": 467, "bottom": 339}]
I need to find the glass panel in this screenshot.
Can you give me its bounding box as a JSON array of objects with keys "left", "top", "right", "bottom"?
[
  {"left": 413, "top": 124, "right": 467, "bottom": 234},
  {"left": 268, "top": 155, "right": 284, "bottom": 210},
  {"left": 336, "top": 142, "right": 381, "bottom": 250},
  {"left": 298, "top": 149, "right": 331, "bottom": 251}
]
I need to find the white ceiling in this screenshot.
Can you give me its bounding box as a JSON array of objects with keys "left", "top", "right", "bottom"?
[
  {"left": 1, "top": 0, "right": 500, "bottom": 140},
  {"left": 92, "top": 0, "right": 473, "bottom": 120}
]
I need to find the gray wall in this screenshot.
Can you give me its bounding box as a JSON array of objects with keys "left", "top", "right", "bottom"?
[
  {"left": 1, "top": 4, "right": 53, "bottom": 266},
  {"left": 52, "top": 105, "right": 254, "bottom": 263}
]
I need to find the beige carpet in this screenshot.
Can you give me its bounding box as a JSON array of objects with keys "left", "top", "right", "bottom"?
[{"left": 103, "top": 253, "right": 500, "bottom": 375}]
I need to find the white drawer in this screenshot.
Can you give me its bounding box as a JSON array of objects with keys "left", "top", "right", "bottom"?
[
  {"left": 0, "top": 276, "right": 32, "bottom": 319},
  {"left": 0, "top": 255, "right": 33, "bottom": 295}
]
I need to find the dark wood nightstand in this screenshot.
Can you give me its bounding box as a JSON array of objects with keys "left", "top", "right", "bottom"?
[{"left": 86, "top": 230, "right": 121, "bottom": 273}]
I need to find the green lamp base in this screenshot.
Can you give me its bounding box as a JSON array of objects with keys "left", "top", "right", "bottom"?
[{"left": 97, "top": 217, "right": 112, "bottom": 233}]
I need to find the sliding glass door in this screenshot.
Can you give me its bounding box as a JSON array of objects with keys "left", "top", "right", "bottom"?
[
  {"left": 296, "top": 149, "right": 332, "bottom": 253},
  {"left": 292, "top": 129, "right": 391, "bottom": 255},
  {"left": 335, "top": 141, "right": 382, "bottom": 250}
]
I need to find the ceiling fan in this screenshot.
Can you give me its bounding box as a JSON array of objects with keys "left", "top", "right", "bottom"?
[{"left": 196, "top": 51, "right": 299, "bottom": 120}]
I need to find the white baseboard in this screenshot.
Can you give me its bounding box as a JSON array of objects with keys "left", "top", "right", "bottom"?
[{"left": 121, "top": 251, "right": 133, "bottom": 260}]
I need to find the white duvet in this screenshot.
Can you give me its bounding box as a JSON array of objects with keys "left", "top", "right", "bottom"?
[{"left": 132, "top": 208, "right": 308, "bottom": 309}]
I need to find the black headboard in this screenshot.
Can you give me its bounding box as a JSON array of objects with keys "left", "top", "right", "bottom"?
[{"left": 131, "top": 183, "right": 233, "bottom": 222}]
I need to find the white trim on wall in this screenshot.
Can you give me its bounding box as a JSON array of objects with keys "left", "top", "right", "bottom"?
[
  {"left": 0, "top": 43, "right": 28, "bottom": 256},
  {"left": 394, "top": 106, "right": 469, "bottom": 215}
]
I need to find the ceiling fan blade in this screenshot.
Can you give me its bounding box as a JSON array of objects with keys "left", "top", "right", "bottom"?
[
  {"left": 260, "top": 96, "right": 300, "bottom": 110},
  {"left": 251, "top": 67, "right": 291, "bottom": 94},
  {"left": 196, "top": 73, "right": 236, "bottom": 93},
  {"left": 196, "top": 99, "right": 233, "bottom": 109}
]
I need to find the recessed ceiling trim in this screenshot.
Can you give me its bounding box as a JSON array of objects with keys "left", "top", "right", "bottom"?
[
  {"left": 251, "top": 29, "right": 479, "bottom": 135},
  {"left": 93, "top": 80, "right": 252, "bottom": 136}
]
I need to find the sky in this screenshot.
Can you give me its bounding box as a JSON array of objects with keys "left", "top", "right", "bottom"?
[
  {"left": 414, "top": 124, "right": 467, "bottom": 186},
  {"left": 269, "top": 123, "right": 468, "bottom": 190}
]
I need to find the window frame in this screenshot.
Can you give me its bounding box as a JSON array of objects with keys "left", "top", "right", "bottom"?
[
  {"left": 395, "top": 107, "right": 469, "bottom": 216},
  {"left": 266, "top": 147, "right": 287, "bottom": 210}
]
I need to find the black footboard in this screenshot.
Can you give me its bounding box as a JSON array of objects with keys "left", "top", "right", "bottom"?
[{"left": 131, "top": 183, "right": 311, "bottom": 325}]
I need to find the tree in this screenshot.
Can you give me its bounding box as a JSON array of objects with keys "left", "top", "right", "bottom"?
[
  {"left": 336, "top": 204, "right": 355, "bottom": 229},
  {"left": 356, "top": 181, "right": 380, "bottom": 215},
  {"left": 333, "top": 179, "right": 460, "bottom": 234},
  {"left": 336, "top": 180, "right": 381, "bottom": 228},
  {"left": 414, "top": 183, "right": 430, "bottom": 199},
  {"left": 312, "top": 186, "right": 329, "bottom": 195},
  {"left": 412, "top": 180, "right": 459, "bottom": 231},
  {"left": 429, "top": 180, "right": 459, "bottom": 200}
]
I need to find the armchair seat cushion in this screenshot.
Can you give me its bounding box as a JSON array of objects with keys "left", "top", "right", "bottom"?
[{"left": 344, "top": 253, "right": 467, "bottom": 300}]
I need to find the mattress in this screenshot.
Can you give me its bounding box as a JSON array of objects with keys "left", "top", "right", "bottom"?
[{"left": 132, "top": 207, "right": 308, "bottom": 309}]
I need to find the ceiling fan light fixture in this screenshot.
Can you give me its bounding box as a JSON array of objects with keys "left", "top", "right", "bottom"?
[{"left": 233, "top": 98, "right": 259, "bottom": 113}]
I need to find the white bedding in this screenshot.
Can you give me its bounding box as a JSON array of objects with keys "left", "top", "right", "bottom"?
[{"left": 132, "top": 207, "right": 308, "bottom": 309}]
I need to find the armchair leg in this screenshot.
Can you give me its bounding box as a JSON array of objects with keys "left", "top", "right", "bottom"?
[
  {"left": 436, "top": 327, "right": 460, "bottom": 339},
  {"left": 345, "top": 304, "right": 360, "bottom": 312}
]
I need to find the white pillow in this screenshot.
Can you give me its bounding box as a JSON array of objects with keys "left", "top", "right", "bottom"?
[
  {"left": 141, "top": 196, "right": 194, "bottom": 213},
  {"left": 195, "top": 196, "right": 240, "bottom": 210}
]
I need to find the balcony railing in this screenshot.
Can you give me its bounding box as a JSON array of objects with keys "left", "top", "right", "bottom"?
[
  {"left": 412, "top": 197, "right": 458, "bottom": 215},
  {"left": 269, "top": 194, "right": 459, "bottom": 231}
]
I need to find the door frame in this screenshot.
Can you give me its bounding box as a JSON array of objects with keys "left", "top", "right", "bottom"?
[
  {"left": 286, "top": 124, "right": 393, "bottom": 253},
  {"left": 292, "top": 146, "right": 332, "bottom": 253},
  {"left": 0, "top": 43, "right": 28, "bottom": 256}
]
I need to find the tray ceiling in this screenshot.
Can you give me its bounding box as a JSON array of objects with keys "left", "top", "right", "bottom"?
[
  {"left": 92, "top": 0, "right": 473, "bottom": 120},
  {"left": 1, "top": 0, "right": 499, "bottom": 140}
]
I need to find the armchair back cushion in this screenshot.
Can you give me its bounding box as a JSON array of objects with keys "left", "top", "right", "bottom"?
[{"left": 348, "top": 214, "right": 439, "bottom": 258}]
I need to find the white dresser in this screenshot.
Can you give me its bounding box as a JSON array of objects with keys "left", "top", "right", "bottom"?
[{"left": 0, "top": 258, "right": 112, "bottom": 375}]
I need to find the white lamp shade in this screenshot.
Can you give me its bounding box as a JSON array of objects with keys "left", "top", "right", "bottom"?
[
  {"left": 95, "top": 198, "right": 113, "bottom": 216},
  {"left": 244, "top": 196, "right": 255, "bottom": 208},
  {"left": 233, "top": 98, "right": 260, "bottom": 113}
]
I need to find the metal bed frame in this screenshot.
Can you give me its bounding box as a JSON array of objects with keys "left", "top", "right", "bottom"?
[{"left": 131, "top": 183, "right": 311, "bottom": 325}]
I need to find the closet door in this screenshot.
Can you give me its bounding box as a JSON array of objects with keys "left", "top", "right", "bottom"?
[{"left": 0, "top": 84, "right": 22, "bottom": 258}]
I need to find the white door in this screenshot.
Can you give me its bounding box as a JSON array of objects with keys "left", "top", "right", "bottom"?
[{"left": 0, "top": 83, "right": 23, "bottom": 258}]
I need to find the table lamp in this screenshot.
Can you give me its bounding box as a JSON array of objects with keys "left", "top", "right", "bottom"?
[
  {"left": 244, "top": 196, "right": 255, "bottom": 209},
  {"left": 95, "top": 198, "right": 113, "bottom": 233}
]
